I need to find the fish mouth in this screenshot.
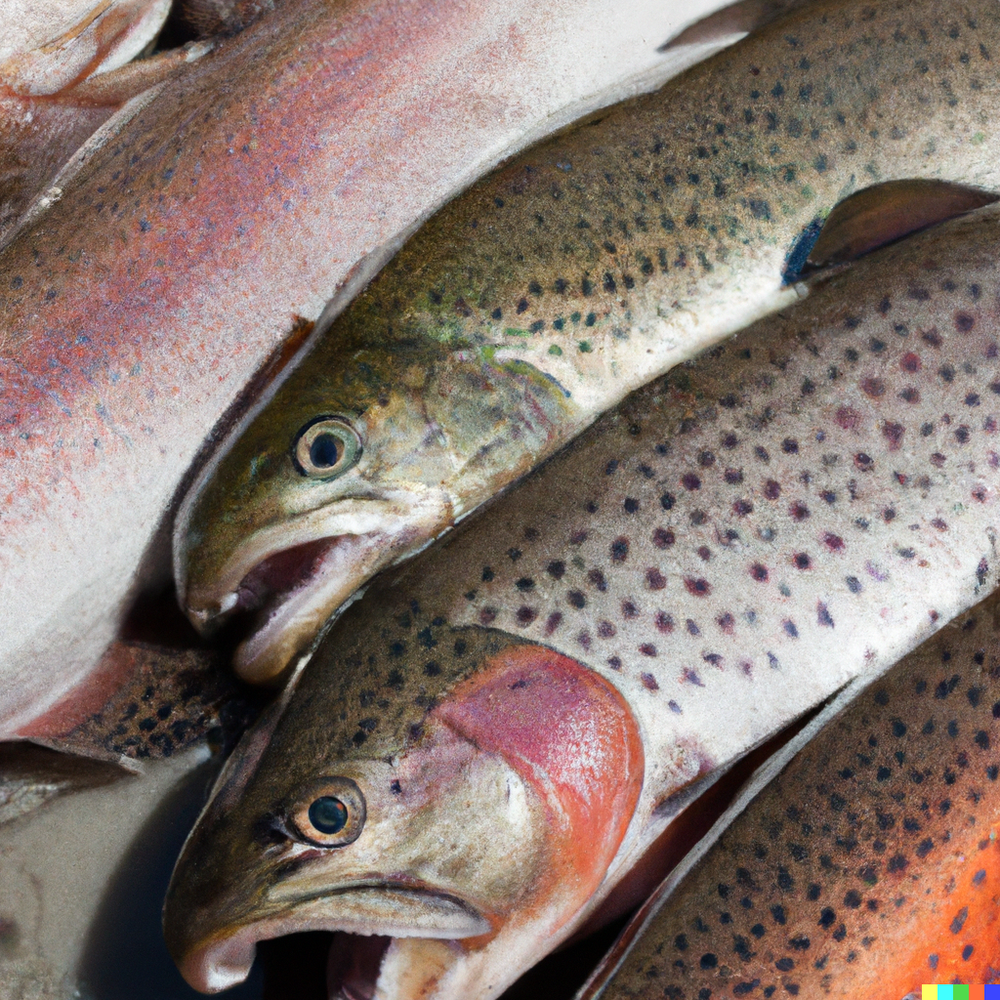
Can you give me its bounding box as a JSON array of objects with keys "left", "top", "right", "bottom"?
[
  {"left": 326, "top": 932, "right": 393, "bottom": 1000},
  {"left": 177, "top": 492, "right": 451, "bottom": 684},
  {"left": 173, "top": 885, "right": 489, "bottom": 994}
]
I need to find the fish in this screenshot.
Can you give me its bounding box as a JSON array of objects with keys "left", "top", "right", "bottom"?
[
  {"left": 0, "top": 0, "right": 736, "bottom": 739},
  {"left": 579, "top": 590, "right": 1000, "bottom": 1000},
  {"left": 163, "top": 200, "right": 1000, "bottom": 1000},
  {"left": 0, "top": 0, "right": 195, "bottom": 246},
  {"left": 175, "top": 0, "right": 1000, "bottom": 687}
]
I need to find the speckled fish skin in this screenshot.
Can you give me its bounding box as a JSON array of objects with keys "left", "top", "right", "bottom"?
[
  {"left": 0, "top": 16, "right": 211, "bottom": 248},
  {"left": 586, "top": 590, "right": 1000, "bottom": 1000},
  {"left": 0, "top": 0, "right": 173, "bottom": 244},
  {"left": 178, "top": 0, "right": 1000, "bottom": 687},
  {"left": 165, "top": 204, "right": 1000, "bottom": 1000},
  {"left": 0, "top": 0, "right": 730, "bottom": 738}
]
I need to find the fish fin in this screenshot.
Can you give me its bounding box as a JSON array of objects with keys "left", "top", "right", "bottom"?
[
  {"left": 69, "top": 36, "right": 214, "bottom": 103},
  {"left": 435, "top": 641, "right": 644, "bottom": 900},
  {"left": 0, "top": 0, "right": 170, "bottom": 96},
  {"left": 0, "top": 741, "right": 129, "bottom": 824},
  {"left": 18, "top": 636, "right": 256, "bottom": 765},
  {"left": 806, "top": 179, "right": 1000, "bottom": 271},
  {"left": 659, "top": 0, "right": 814, "bottom": 51}
]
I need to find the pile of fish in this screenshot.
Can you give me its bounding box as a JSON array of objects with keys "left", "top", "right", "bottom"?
[{"left": 6, "top": 0, "right": 1000, "bottom": 997}]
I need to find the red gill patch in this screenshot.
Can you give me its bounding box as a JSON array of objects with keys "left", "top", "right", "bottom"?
[{"left": 433, "top": 644, "right": 644, "bottom": 911}]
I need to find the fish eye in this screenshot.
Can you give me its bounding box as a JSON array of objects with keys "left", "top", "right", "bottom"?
[
  {"left": 289, "top": 777, "right": 366, "bottom": 847},
  {"left": 291, "top": 417, "right": 362, "bottom": 479}
]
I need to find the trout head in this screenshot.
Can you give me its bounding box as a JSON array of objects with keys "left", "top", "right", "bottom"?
[
  {"left": 175, "top": 331, "right": 575, "bottom": 684},
  {"left": 164, "top": 624, "right": 644, "bottom": 1000}
]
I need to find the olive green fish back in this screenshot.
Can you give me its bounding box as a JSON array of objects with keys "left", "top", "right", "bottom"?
[{"left": 339, "top": 0, "right": 1000, "bottom": 383}]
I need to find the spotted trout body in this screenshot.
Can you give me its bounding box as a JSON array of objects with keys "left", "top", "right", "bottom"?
[
  {"left": 167, "top": 205, "right": 1000, "bottom": 1000},
  {"left": 179, "top": 0, "right": 1000, "bottom": 684},
  {"left": 0, "top": 0, "right": 726, "bottom": 738},
  {"left": 585, "top": 591, "right": 1000, "bottom": 999}
]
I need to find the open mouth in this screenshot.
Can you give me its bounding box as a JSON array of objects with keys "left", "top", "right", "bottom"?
[
  {"left": 186, "top": 531, "right": 390, "bottom": 684},
  {"left": 326, "top": 933, "right": 392, "bottom": 1000},
  {"left": 255, "top": 921, "right": 633, "bottom": 1000},
  {"left": 173, "top": 884, "right": 490, "bottom": 995},
  {"left": 178, "top": 489, "right": 455, "bottom": 684}
]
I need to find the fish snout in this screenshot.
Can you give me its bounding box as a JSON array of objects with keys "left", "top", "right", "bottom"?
[
  {"left": 172, "top": 927, "right": 258, "bottom": 994},
  {"left": 184, "top": 591, "right": 239, "bottom": 634},
  {"left": 176, "top": 491, "right": 455, "bottom": 683}
]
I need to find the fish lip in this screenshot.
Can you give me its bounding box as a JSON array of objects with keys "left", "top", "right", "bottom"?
[
  {"left": 179, "top": 500, "right": 407, "bottom": 630},
  {"left": 173, "top": 884, "right": 489, "bottom": 993},
  {"left": 177, "top": 490, "right": 452, "bottom": 682},
  {"left": 230, "top": 531, "right": 389, "bottom": 683}
]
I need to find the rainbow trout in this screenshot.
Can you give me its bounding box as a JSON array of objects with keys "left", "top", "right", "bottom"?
[
  {"left": 164, "top": 202, "right": 1000, "bottom": 1000},
  {"left": 0, "top": 0, "right": 725, "bottom": 738},
  {"left": 581, "top": 588, "right": 1000, "bottom": 999},
  {"left": 177, "top": 0, "right": 1000, "bottom": 685}
]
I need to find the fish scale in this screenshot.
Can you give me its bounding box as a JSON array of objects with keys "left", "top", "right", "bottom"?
[
  {"left": 399, "top": 205, "right": 1000, "bottom": 785},
  {"left": 585, "top": 590, "right": 1000, "bottom": 999},
  {"left": 167, "top": 205, "right": 1000, "bottom": 1000},
  {"left": 178, "top": 0, "right": 1000, "bottom": 684}
]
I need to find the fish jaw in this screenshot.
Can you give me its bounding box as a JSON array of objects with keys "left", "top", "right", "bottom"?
[
  {"left": 174, "top": 341, "right": 578, "bottom": 684},
  {"left": 177, "top": 487, "right": 453, "bottom": 684},
  {"left": 176, "top": 889, "right": 491, "bottom": 993},
  {"left": 165, "top": 638, "right": 644, "bottom": 999},
  {"left": 165, "top": 728, "right": 542, "bottom": 997}
]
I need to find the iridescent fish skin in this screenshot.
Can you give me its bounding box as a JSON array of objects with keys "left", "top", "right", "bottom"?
[
  {"left": 165, "top": 205, "right": 1000, "bottom": 1000},
  {"left": 0, "top": 0, "right": 182, "bottom": 244},
  {"left": 0, "top": 0, "right": 721, "bottom": 738},
  {"left": 177, "top": 0, "right": 1000, "bottom": 685},
  {"left": 586, "top": 590, "right": 1000, "bottom": 1000}
]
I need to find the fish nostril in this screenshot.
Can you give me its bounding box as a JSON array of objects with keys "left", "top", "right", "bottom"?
[{"left": 251, "top": 810, "right": 292, "bottom": 847}]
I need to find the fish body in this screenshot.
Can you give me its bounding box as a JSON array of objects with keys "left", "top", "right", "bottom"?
[
  {"left": 178, "top": 0, "right": 1000, "bottom": 685},
  {"left": 166, "top": 203, "right": 1000, "bottom": 1000},
  {"left": 0, "top": 0, "right": 213, "bottom": 248},
  {"left": 0, "top": 0, "right": 726, "bottom": 738},
  {"left": 584, "top": 589, "right": 1000, "bottom": 999}
]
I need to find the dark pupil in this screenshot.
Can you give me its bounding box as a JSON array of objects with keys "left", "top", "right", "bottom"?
[
  {"left": 309, "top": 796, "right": 348, "bottom": 834},
  {"left": 309, "top": 432, "right": 341, "bottom": 469}
]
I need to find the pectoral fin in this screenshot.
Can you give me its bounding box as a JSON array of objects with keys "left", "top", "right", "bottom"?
[
  {"left": 0, "top": 0, "right": 171, "bottom": 96},
  {"left": 807, "top": 179, "right": 999, "bottom": 269},
  {"left": 0, "top": 742, "right": 127, "bottom": 824},
  {"left": 660, "top": 0, "right": 815, "bottom": 51}
]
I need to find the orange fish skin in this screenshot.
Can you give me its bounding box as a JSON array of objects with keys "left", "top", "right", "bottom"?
[{"left": 592, "top": 595, "right": 1000, "bottom": 998}]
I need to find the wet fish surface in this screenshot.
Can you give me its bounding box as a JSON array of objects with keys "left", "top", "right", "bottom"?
[
  {"left": 165, "top": 203, "right": 1000, "bottom": 1000},
  {"left": 0, "top": 0, "right": 726, "bottom": 738},
  {"left": 178, "top": 0, "right": 1000, "bottom": 685},
  {"left": 582, "top": 589, "right": 1000, "bottom": 998}
]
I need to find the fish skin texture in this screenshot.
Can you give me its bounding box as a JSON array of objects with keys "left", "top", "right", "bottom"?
[
  {"left": 0, "top": 35, "right": 213, "bottom": 248},
  {"left": 165, "top": 203, "right": 1000, "bottom": 1000},
  {"left": 0, "top": 0, "right": 734, "bottom": 737},
  {"left": 180, "top": 0, "right": 1000, "bottom": 685},
  {"left": 587, "top": 588, "right": 1000, "bottom": 999}
]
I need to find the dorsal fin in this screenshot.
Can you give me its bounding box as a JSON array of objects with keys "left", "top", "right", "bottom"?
[
  {"left": 659, "top": 0, "right": 814, "bottom": 51},
  {"left": 807, "top": 179, "right": 999, "bottom": 270}
]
